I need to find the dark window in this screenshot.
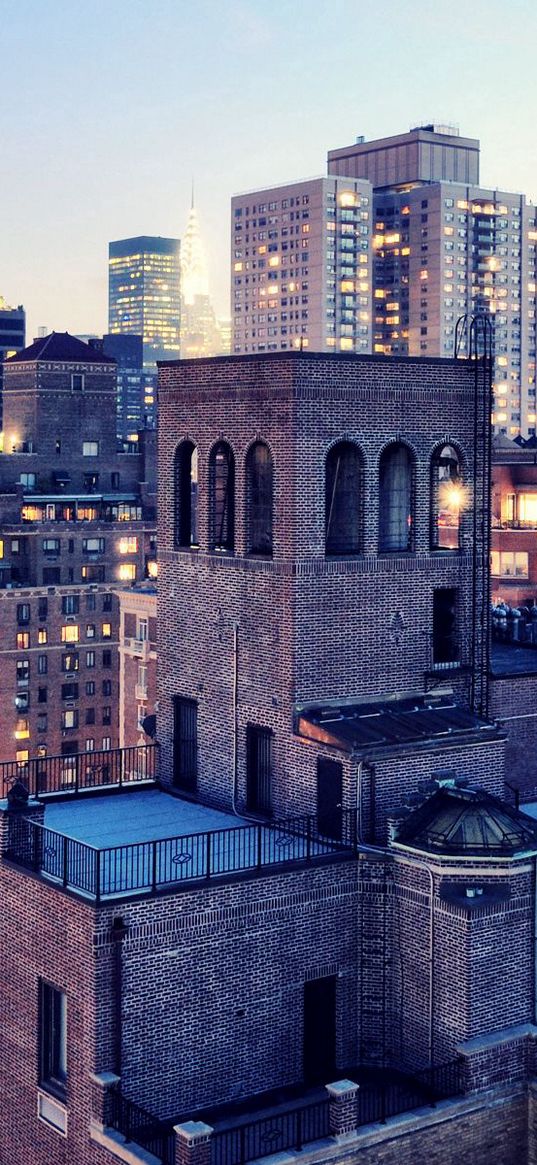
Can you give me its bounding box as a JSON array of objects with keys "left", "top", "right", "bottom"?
[
  {"left": 102, "top": 650, "right": 112, "bottom": 668},
  {"left": 43, "top": 567, "right": 61, "bottom": 585},
  {"left": 86, "top": 593, "right": 96, "bottom": 611},
  {"left": 61, "top": 682, "right": 79, "bottom": 700},
  {"left": 71, "top": 373, "right": 84, "bottom": 391},
  {"left": 62, "top": 594, "right": 79, "bottom": 616},
  {"left": 325, "top": 442, "right": 363, "bottom": 556},
  {"left": 173, "top": 696, "right": 198, "bottom": 791},
  {"left": 85, "top": 681, "right": 95, "bottom": 696},
  {"left": 37, "top": 713, "right": 47, "bottom": 733},
  {"left": 111, "top": 472, "right": 120, "bottom": 489},
  {"left": 82, "top": 565, "right": 105, "bottom": 583},
  {"left": 246, "top": 724, "right": 273, "bottom": 815},
  {"left": 17, "top": 603, "right": 30, "bottom": 625},
  {"left": 38, "top": 598, "right": 48, "bottom": 621},
  {"left": 378, "top": 443, "right": 413, "bottom": 552},
  {"left": 246, "top": 442, "right": 273, "bottom": 556},
  {"left": 102, "top": 679, "right": 111, "bottom": 696},
  {"left": 102, "top": 706, "right": 111, "bottom": 725},
  {"left": 16, "top": 659, "right": 29, "bottom": 684},
  {"left": 303, "top": 976, "right": 336, "bottom": 1085},
  {"left": 433, "top": 588, "right": 459, "bottom": 664},
  {"left": 431, "top": 444, "right": 462, "bottom": 550},
  {"left": 37, "top": 655, "right": 48, "bottom": 675},
  {"left": 38, "top": 687, "right": 47, "bottom": 703},
  {"left": 39, "top": 980, "right": 67, "bottom": 1099},
  {"left": 174, "top": 441, "right": 199, "bottom": 548},
  {"left": 209, "top": 442, "right": 235, "bottom": 552},
  {"left": 85, "top": 708, "right": 95, "bottom": 725},
  {"left": 102, "top": 593, "right": 112, "bottom": 612}
]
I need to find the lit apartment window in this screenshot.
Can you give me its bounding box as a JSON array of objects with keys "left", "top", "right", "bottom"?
[
  {"left": 61, "top": 709, "right": 78, "bottom": 730},
  {"left": 61, "top": 626, "right": 79, "bottom": 643},
  {"left": 14, "top": 717, "right": 30, "bottom": 740},
  {"left": 102, "top": 623, "right": 112, "bottom": 639},
  {"left": 82, "top": 441, "right": 99, "bottom": 456},
  {"left": 118, "top": 564, "right": 136, "bottom": 581},
  {"left": 16, "top": 632, "right": 30, "bottom": 650},
  {"left": 39, "top": 980, "right": 67, "bottom": 1100},
  {"left": 118, "top": 537, "right": 137, "bottom": 554},
  {"left": 490, "top": 550, "right": 528, "bottom": 578},
  {"left": 61, "top": 653, "right": 79, "bottom": 673}
]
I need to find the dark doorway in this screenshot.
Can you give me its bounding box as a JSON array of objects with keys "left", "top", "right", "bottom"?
[
  {"left": 316, "top": 758, "right": 343, "bottom": 840},
  {"left": 303, "top": 976, "right": 337, "bottom": 1085},
  {"left": 173, "top": 696, "right": 198, "bottom": 791},
  {"left": 246, "top": 725, "right": 273, "bottom": 815}
]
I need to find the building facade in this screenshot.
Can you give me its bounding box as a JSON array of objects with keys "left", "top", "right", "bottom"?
[
  {"left": 0, "top": 295, "right": 25, "bottom": 413},
  {"left": 327, "top": 125, "right": 537, "bottom": 437},
  {"left": 0, "top": 332, "right": 156, "bottom": 762},
  {"left": 231, "top": 177, "right": 372, "bottom": 355},
  {"left": 118, "top": 583, "right": 157, "bottom": 746}
]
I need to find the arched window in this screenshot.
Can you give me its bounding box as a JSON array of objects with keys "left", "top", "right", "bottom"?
[
  {"left": 431, "top": 444, "right": 462, "bottom": 550},
  {"left": 174, "top": 441, "right": 198, "bottom": 549},
  {"left": 209, "top": 442, "right": 235, "bottom": 553},
  {"left": 325, "top": 441, "right": 362, "bottom": 556},
  {"left": 378, "top": 443, "right": 413, "bottom": 552},
  {"left": 246, "top": 442, "right": 273, "bottom": 556}
]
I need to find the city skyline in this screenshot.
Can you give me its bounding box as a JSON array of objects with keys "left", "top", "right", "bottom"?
[{"left": 2, "top": 0, "right": 537, "bottom": 342}]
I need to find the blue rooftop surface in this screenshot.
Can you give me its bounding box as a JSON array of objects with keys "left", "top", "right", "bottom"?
[{"left": 44, "top": 788, "right": 249, "bottom": 847}]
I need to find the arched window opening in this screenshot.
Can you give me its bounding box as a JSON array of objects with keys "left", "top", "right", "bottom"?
[
  {"left": 431, "top": 444, "right": 462, "bottom": 550},
  {"left": 379, "top": 443, "right": 413, "bottom": 552},
  {"left": 210, "top": 442, "right": 235, "bottom": 553},
  {"left": 325, "top": 442, "right": 362, "bottom": 556},
  {"left": 174, "top": 441, "right": 198, "bottom": 549},
  {"left": 246, "top": 442, "right": 273, "bottom": 556}
]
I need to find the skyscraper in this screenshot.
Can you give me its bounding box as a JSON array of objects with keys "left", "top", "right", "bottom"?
[
  {"left": 180, "top": 200, "right": 230, "bottom": 358},
  {"left": 231, "top": 176, "right": 372, "bottom": 354},
  {"left": 327, "top": 125, "right": 537, "bottom": 437},
  {"left": 108, "top": 236, "right": 181, "bottom": 427}
]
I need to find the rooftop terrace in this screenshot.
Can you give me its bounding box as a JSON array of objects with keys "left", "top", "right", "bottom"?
[{"left": 5, "top": 788, "right": 356, "bottom": 902}]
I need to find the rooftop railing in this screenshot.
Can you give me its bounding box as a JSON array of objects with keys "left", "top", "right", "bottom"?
[
  {"left": 0, "top": 743, "right": 158, "bottom": 801},
  {"left": 5, "top": 810, "right": 358, "bottom": 903}
]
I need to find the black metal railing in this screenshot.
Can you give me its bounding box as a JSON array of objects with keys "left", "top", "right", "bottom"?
[
  {"left": 211, "top": 1098, "right": 331, "bottom": 1165},
  {"left": 0, "top": 743, "right": 158, "bottom": 800},
  {"left": 210, "top": 1062, "right": 464, "bottom": 1165},
  {"left": 108, "top": 1089, "right": 175, "bottom": 1165},
  {"left": 6, "top": 810, "right": 357, "bottom": 902}
]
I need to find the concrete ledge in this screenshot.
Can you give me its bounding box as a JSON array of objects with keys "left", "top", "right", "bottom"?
[
  {"left": 89, "top": 1119, "right": 161, "bottom": 1165},
  {"left": 458, "top": 1023, "right": 537, "bottom": 1055}
]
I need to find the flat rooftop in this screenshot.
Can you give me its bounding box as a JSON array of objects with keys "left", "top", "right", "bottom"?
[
  {"left": 491, "top": 642, "right": 537, "bottom": 677},
  {"left": 44, "top": 788, "right": 249, "bottom": 847}
]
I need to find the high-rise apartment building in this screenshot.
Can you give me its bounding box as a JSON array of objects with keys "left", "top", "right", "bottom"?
[
  {"left": 231, "top": 176, "right": 372, "bottom": 354},
  {"left": 328, "top": 125, "right": 537, "bottom": 437},
  {"left": 108, "top": 236, "right": 181, "bottom": 426}
]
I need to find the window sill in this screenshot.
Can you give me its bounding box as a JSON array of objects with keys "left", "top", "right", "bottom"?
[{"left": 37, "top": 1089, "right": 68, "bottom": 1135}]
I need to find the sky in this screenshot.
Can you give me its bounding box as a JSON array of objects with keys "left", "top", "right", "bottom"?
[{"left": 2, "top": 0, "right": 537, "bottom": 342}]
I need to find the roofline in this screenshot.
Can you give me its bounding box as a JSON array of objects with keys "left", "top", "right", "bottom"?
[{"left": 158, "top": 349, "right": 468, "bottom": 370}]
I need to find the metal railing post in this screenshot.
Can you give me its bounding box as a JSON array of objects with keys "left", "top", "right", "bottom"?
[
  {"left": 306, "top": 817, "right": 312, "bottom": 863},
  {"left": 257, "top": 823, "right": 263, "bottom": 870},
  {"left": 63, "top": 836, "right": 69, "bottom": 889},
  {"left": 152, "top": 841, "right": 158, "bottom": 894},
  {"left": 95, "top": 848, "right": 101, "bottom": 904},
  {"left": 206, "top": 832, "right": 212, "bottom": 881}
]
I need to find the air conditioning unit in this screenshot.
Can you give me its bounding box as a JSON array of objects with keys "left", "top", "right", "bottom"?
[{"left": 66, "top": 615, "right": 76, "bottom": 623}]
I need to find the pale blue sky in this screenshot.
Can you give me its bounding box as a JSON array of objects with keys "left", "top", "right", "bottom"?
[{"left": 2, "top": 0, "right": 537, "bottom": 340}]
